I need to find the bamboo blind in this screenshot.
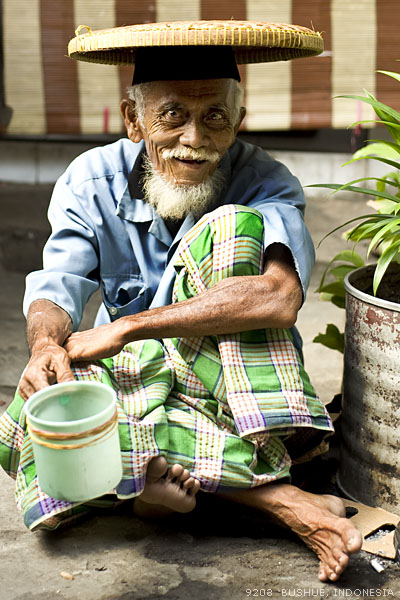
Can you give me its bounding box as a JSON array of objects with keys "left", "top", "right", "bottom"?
[{"left": 3, "top": 0, "right": 399, "bottom": 135}]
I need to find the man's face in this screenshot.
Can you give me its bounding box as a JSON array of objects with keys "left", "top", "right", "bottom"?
[{"left": 125, "top": 79, "right": 244, "bottom": 186}]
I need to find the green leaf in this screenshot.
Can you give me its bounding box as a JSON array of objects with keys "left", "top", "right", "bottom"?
[
  {"left": 347, "top": 119, "right": 400, "bottom": 131},
  {"left": 329, "top": 265, "right": 357, "bottom": 280},
  {"left": 373, "top": 240, "right": 400, "bottom": 294},
  {"left": 315, "top": 214, "right": 380, "bottom": 248},
  {"left": 382, "top": 173, "right": 400, "bottom": 184},
  {"left": 319, "top": 282, "right": 346, "bottom": 297},
  {"left": 319, "top": 292, "right": 334, "bottom": 303},
  {"left": 353, "top": 142, "right": 400, "bottom": 161},
  {"left": 373, "top": 198, "right": 398, "bottom": 214},
  {"left": 352, "top": 91, "right": 400, "bottom": 144},
  {"left": 335, "top": 94, "right": 400, "bottom": 123},
  {"left": 313, "top": 324, "right": 344, "bottom": 353},
  {"left": 342, "top": 155, "right": 400, "bottom": 171},
  {"left": 309, "top": 183, "right": 400, "bottom": 204},
  {"left": 362, "top": 139, "right": 400, "bottom": 156},
  {"left": 376, "top": 180, "right": 385, "bottom": 193},
  {"left": 349, "top": 117, "right": 400, "bottom": 143},
  {"left": 377, "top": 70, "right": 400, "bottom": 84},
  {"left": 332, "top": 177, "right": 398, "bottom": 194},
  {"left": 316, "top": 250, "right": 364, "bottom": 292},
  {"left": 347, "top": 218, "right": 392, "bottom": 242},
  {"left": 331, "top": 295, "right": 346, "bottom": 309},
  {"left": 366, "top": 217, "right": 400, "bottom": 256},
  {"left": 318, "top": 293, "right": 345, "bottom": 309},
  {"left": 328, "top": 250, "right": 365, "bottom": 267}
]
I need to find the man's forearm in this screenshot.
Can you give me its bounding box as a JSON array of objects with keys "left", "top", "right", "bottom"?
[
  {"left": 64, "top": 244, "right": 303, "bottom": 362},
  {"left": 118, "top": 243, "right": 302, "bottom": 343},
  {"left": 27, "top": 299, "right": 73, "bottom": 353},
  {"left": 118, "top": 271, "right": 301, "bottom": 344}
]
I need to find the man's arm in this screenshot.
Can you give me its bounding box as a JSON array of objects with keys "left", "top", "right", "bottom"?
[
  {"left": 18, "top": 299, "right": 75, "bottom": 400},
  {"left": 20, "top": 157, "right": 106, "bottom": 399},
  {"left": 64, "top": 244, "right": 302, "bottom": 361}
]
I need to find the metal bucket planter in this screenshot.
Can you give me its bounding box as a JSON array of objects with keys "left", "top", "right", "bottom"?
[{"left": 338, "top": 263, "right": 400, "bottom": 511}]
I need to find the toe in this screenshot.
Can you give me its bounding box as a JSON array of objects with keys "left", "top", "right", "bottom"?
[
  {"left": 183, "top": 476, "right": 194, "bottom": 489},
  {"left": 325, "top": 560, "right": 338, "bottom": 580},
  {"left": 322, "top": 565, "right": 336, "bottom": 581},
  {"left": 346, "top": 530, "right": 363, "bottom": 553},
  {"left": 318, "top": 564, "right": 328, "bottom": 582},
  {"left": 333, "top": 548, "right": 349, "bottom": 570},
  {"left": 183, "top": 477, "right": 201, "bottom": 495},
  {"left": 179, "top": 468, "right": 191, "bottom": 483},
  {"left": 192, "top": 479, "right": 201, "bottom": 494},
  {"left": 335, "top": 517, "right": 363, "bottom": 553},
  {"left": 168, "top": 464, "right": 184, "bottom": 480},
  {"left": 146, "top": 456, "right": 168, "bottom": 479}
]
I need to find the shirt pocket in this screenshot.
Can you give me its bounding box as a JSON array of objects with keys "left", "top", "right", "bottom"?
[{"left": 101, "top": 274, "right": 150, "bottom": 321}]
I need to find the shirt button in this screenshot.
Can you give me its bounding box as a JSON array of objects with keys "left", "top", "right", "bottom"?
[{"left": 109, "top": 307, "right": 118, "bottom": 316}]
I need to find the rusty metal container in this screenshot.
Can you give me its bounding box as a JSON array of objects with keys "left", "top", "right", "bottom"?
[{"left": 338, "top": 264, "right": 400, "bottom": 511}]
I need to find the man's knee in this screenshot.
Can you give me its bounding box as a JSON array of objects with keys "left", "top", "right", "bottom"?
[
  {"left": 204, "top": 203, "right": 264, "bottom": 233},
  {"left": 174, "top": 204, "right": 265, "bottom": 298}
]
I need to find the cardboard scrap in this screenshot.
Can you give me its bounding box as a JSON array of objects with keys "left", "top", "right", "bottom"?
[{"left": 343, "top": 498, "right": 400, "bottom": 559}]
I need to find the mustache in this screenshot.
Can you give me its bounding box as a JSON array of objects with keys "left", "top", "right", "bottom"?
[{"left": 161, "top": 147, "right": 220, "bottom": 163}]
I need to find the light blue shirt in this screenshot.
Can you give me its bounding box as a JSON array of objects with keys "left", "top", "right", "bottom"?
[{"left": 24, "top": 138, "right": 315, "bottom": 343}]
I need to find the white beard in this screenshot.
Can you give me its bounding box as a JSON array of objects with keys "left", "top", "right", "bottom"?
[{"left": 141, "top": 155, "right": 226, "bottom": 221}]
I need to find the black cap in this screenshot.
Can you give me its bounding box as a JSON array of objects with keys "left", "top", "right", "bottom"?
[{"left": 132, "top": 46, "right": 240, "bottom": 85}]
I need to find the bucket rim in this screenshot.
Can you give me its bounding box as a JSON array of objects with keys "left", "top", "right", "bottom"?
[
  {"left": 344, "top": 264, "right": 400, "bottom": 313},
  {"left": 24, "top": 380, "right": 117, "bottom": 430}
]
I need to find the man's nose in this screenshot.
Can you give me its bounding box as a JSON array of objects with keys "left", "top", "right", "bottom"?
[{"left": 179, "top": 118, "right": 209, "bottom": 148}]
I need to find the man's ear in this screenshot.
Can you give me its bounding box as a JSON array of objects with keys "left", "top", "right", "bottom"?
[
  {"left": 120, "top": 99, "right": 144, "bottom": 143},
  {"left": 234, "top": 107, "right": 246, "bottom": 134}
]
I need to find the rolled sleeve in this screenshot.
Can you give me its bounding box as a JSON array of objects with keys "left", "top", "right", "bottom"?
[
  {"left": 229, "top": 145, "right": 315, "bottom": 300},
  {"left": 23, "top": 176, "right": 100, "bottom": 330},
  {"left": 254, "top": 202, "right": 315, "bottom": 300}
]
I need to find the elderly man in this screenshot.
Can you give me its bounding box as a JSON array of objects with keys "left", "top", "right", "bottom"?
[{"left": 0, "top": 21, "right": 361, "bottom": 582}]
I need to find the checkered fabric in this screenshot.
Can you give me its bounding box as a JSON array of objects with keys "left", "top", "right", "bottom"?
[
  {"left": 171, "top": 205, "right": 331, "bottom": 439},
  {"left": 0, "top": 204, "right": 332, "bottom": 531}
]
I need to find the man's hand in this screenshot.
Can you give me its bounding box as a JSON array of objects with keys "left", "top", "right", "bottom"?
[
  {"left": 64, "top": 321, "right": 127, "bottom": 361},
  {"left": 19, "top": 299, "right": 75, "bottom": 400},
  {"left": 18, "top": 341, "right": 75, "bottom": 400}
]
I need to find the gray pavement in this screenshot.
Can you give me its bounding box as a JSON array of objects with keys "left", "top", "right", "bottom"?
[{"left": 0, "top": 182, "right": 399, "bottom": 600}]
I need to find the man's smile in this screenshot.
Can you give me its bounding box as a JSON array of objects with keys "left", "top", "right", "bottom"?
[{"left": 174, "top": 157, "right": 208, "bottom": 166}]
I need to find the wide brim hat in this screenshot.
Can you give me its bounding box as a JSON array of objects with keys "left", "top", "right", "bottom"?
[{"left": 67, "top": 20, "right": 323, "bottom": 66}]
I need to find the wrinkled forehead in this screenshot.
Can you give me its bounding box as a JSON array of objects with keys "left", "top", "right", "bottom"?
[{"left": 144, "top": 78, "right": 237, "bottom": 109}]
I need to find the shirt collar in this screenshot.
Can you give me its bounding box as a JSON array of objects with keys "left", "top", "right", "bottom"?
[
  {"left": 127, "top": 148, "right": 146, "bottom": 200},
  {"left": 116, "top": 148, "right": 155, "bottom": 223}
]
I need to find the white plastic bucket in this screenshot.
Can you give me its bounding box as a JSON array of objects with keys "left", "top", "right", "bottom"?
[{"left": 25, "top": 381, "right": 122, "bottom": 502}]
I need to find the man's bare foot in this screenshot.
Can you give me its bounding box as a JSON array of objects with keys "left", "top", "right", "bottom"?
[
  {"left": 287, "top": 490, "right": 363, "bottom": 582},
  {"left": 219, "top": 483, "right": 362, "bottom": 582},
  {"left": 134, "top": 456, "right": 200, "bottom": 518}
]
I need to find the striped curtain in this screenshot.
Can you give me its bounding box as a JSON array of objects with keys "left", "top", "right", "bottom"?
[{"left": 3, "top": 0, "right": 399, "bottom": 135}]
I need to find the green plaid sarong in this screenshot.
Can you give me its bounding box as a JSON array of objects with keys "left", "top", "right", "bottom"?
[{"left": 0, "top": 204, "right": 333, "bottom": 530}]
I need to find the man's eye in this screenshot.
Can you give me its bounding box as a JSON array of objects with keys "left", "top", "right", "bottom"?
[
  {"left": 206, "top": 112, "right": 227, "bottom": 125},
  {"left": 165, "top": 110, "right": 182, "bottom": 120}
]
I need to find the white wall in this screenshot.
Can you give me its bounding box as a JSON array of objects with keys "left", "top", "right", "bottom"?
[{"left": 0, "top": 140, "right": 384, "bottom": 187}]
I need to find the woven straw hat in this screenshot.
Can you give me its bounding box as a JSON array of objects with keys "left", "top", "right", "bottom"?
[{"left": 68, "top": 20, "right": 323, "bottom": 66}]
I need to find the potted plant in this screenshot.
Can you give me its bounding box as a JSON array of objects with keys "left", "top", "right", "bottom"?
[{"left": 309, "top": 68, "right": 400, "bottom": 512}]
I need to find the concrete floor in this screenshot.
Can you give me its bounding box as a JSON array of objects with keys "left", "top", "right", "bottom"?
[{"left": 0, "top": 183, "right": 399, "bottom": 600}]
